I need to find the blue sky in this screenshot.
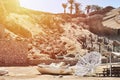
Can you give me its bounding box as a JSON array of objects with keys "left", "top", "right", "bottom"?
[{"left": 20, "top": 0, "right": 120, "bottom": 13}]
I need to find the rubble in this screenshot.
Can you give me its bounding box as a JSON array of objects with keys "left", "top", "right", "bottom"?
[
  {"left": 37, "top": 62, "right": 73, "bottom": 75},
  {"left": 0, "top": 68, "right": 8, "bottom": 76}
]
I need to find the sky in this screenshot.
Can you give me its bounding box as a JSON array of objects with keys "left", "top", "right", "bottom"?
[{"left": 19, "top": 0, "right": 120, "bottom": 13}]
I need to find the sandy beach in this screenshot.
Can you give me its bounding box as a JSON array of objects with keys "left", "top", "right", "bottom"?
[{"left": 0, "top": 66, "right": 120, "bottom": 80}]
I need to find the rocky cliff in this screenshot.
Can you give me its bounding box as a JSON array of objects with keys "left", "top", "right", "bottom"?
[{"left": 0, "top": 2, "right": 119, "bottom": 62}]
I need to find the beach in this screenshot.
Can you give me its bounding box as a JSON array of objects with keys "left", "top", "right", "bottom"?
[{"left": 0, "top": 66, "right": 120, "bottom": 80}]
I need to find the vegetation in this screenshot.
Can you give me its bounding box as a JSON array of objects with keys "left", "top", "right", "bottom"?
[
  {"left": 61, "top": 0, "right": 104, "bottom": 15},
  {"left": 62, "top": 3, "right": 67, "bottom": 14},
  {"left": 90, "top": 5, "right": 102, "bottom": 11},
  {"left": 74, "top": 3, "right": 81, "bottom": 14},
  {"left": 68, "top": 0, "right": 74, "bottom": 14},
  {"left": 85, "top": 5, "right": 102, "bottom": 14},
  {"left": 62, "top": 0, "right": 81, "bottom": 15},
  {"left": 85, "top": 5, "right": 91, "bottom": 14}
]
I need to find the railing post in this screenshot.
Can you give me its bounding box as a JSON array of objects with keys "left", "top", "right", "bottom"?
[{"left": 109, "top": 52, "right": 112, "bottom": 77}]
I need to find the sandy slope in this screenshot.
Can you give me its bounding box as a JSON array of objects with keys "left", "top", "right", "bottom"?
[
  {"left": 0, "top": 67, "right": 120, "bottom": 80},
  {"left": 1, "top": 75, "right": 120, "bottom": 80}
]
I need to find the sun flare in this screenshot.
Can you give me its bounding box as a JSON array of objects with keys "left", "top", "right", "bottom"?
[
  {"left": 19, "top": 0, "right": 64, "bottom": 13},
  {"left": 19, "top": 0, "right": 30, "bottom": 7},
  {"left": 19, "top": 0, "right": 46, "bottom": 11}
]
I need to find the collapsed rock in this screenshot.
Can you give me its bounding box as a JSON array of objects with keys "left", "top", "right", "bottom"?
[{"left": 0, "top": 68, "right": 8, "bottom": 76}]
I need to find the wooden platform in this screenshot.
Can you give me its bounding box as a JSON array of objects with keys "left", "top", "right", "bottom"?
[{"left": 96, "top": 65, "right": 120, "bottom": 77}]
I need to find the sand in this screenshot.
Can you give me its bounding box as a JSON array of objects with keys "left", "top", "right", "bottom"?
[{"left": 0, "top": 66, "right": 120, "bottom": 80}]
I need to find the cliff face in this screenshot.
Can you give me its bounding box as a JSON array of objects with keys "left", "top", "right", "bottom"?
[
  {"left": 87, "top": 14, "right": 104, "bottom": 35},
  {"left": 87, "top": 7, "right": 120, "bottom": 38},
  {"left": 0, "top": 1, "right": 115, "bottom": 38},
  {"left": 0, "top": 1, "right": 120, "bottom": 66},
  {"left": 0, "top": 1, "right": 119, "bottom": 61},
  {"left": 1, "top": 6, "right": 97, "bottom": 58}
]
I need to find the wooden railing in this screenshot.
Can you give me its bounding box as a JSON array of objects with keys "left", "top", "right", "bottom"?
[{"left": 96, "top": 66, "right": 120, "bottom": 77}]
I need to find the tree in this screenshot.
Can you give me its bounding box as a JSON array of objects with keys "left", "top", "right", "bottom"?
[
  {"left": 68, "top": 0, "right": 75, "bottom": 14},
  {"left": 85, "top": 5, "right": 91, "bottom": 14},
  {"left": 91, "top": 5, "right": 102, "bottom": 11},
  {"left": 62, "top": 3, "right": 67, "bottom": 13},
  {"left": 74, "top": 2, "right": 81, "bottom": 14},
  {"left": 95, "top": 5, "right": 102, "bottom": 11}
]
